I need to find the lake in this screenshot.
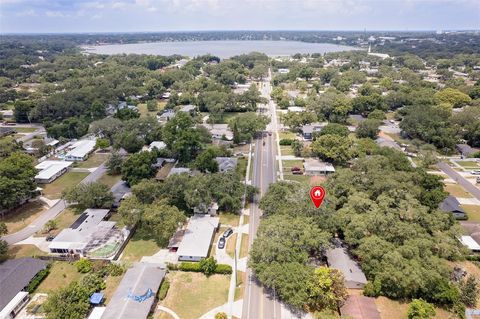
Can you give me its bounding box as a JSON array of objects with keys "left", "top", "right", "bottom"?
[{"left": 82, "top": 40, "right": 358, "bottom": 58}]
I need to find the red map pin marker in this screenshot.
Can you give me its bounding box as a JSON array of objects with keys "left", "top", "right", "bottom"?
[{"left": 310, "top": 186, "right": 326, "bottom": 208}]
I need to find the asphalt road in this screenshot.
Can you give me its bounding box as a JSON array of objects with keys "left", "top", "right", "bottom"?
[
  {"left": 242, "top": 75, "right": 282, "bottom": 319},
  {"left": 2, "top": 163, "right": 107, "bottom": 245},
  {"left": 437, "top": 162, "right": 480, "bottom": 200}
]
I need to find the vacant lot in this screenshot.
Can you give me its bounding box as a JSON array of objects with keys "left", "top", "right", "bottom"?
[
  {"left": 137, "top": 101, "right": 165, "bottom": 118},
  {"left": 41, "top": 172, "right": 89, "bottom": 199},
  {"left": 375, "top": 296, "right": 452, "bottom": 319},
  {"left": 2, "top": 201, "right": 47, "bottom": 234},
  {"left": 156, "top": 272, "right": 230, "bottom": 319},
  {"left": 36, "top": 262, "right": 83, "bottom": 293},
  {"left": 444, "top": 184, "right": 473, "bottom": 198},
  {"left": 120, "top": 233, "right": 161, "bottom": 263},
  {"left": 76, "top": 153, "right": 108, "bottom": 169}
]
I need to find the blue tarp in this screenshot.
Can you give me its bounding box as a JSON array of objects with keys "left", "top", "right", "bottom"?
[
  {"left": 127, "top": 288, "right": 154, "bottom": 303},
  {"left": 90, "top": 292, "right": 104, "bottom": 305}
]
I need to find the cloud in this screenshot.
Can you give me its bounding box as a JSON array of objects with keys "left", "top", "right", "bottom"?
[
  {"left": 45, "top": 10, "right": 67, "bottom": 17},
  {"left": 15, "top": 8, "right": 37, "bottom": 16},
  {"left": 112, "top": 1, "right": 127, "bottom": 9}
]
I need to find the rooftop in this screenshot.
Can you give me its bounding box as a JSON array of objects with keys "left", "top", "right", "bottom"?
[
  {"left": 101, "top": 263, "right": 165, "bottom": 319},
  {"left": 148, "top": 141, "right": 166, "bottom": 152},
  {"left": 460, "top": 236, "right": 480, "bottom": 251},
  {"left": 65, "top": 139, "right": 96, "bottom": 159},
  {"left": 35, "top": 160, "right": 72, "bottom": 180},
  {"left": 303, "top": 159, "right": 335, "bottom": 173},
  {"left": 215, "top": 157, "right": 238, "bottom": 172},
  {"left": 177, "top": 214, "right": 219, "bottom": 259},
  {"left": 440, "top": 195, "right": 465, "bottom": 214},
  {"left": 326, "top": 246, "right": 367, "bottom": 288},
  {"left": 340, "top": 295, "right": 381, "bottom": 319}
]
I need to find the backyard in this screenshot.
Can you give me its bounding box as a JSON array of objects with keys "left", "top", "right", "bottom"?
[
  {"left": 375, "top": 296, "right": 453, "bottom": 319},
  {"left": 97, "top": 173, "right": 122, "bottom": 188},
  {"left": 155, "top": 271, "right": 230, "bottom": 319},
  {"left": 120, "top": 232, "right": 161, "bottom": 263},
  {"left": 1, "top": 200, "right": 47, "bottom": 234},
  {"left": 75, "top": 153, "right": 109, "bottom": 169},
  {"left": 36, "top": 262, "right": 84, "bottom": 293},
  {"left": 41, "top": 172, "right": 89, "bottom": 199}
]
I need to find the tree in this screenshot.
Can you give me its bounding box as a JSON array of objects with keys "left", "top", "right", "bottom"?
[
  {"left": 43, "top": 220, "right": 58, "bottom": 233},
  {"left": 114, "top": 130, "right": 144, "bottom": 153},
  {"left": 311, "top": 135, "right": 356, "bottom": 165},
  {"left": 115, "top": 108, "right": 140, "bottom": 120},
  {"left": 291, "top": 140, "right": 303, "bottom": 157},
  {"left": 434, "top": 88, "right": 472, "bottom": 108},
  {"left": 0, "top": 240, "right": 7, "bottom": 262},
  {"left": 43, "top": 282, "right": 92, "bottom": 319},
  {"left": 407, "top": 299, "right": 436, "bottom": 319},
  {"left": 121, "top": 151, "right": 157, "bottom": 186},
  {"left": 62, "top": 182, "right": 114, "bottom": 211},
  {"left": 356, "top": 119, "right": 381, "bottom": 139},
  {"left": 95, "top": 138, "right": 110, "bottom": 150},
  {"left": 139, "top": 199, "right": 186, "bottom": 246},
  {"left": 460, "top": 276, "right": 479, "bottom": 308},
  {"left": 89, "top": 117, "right": 124, "bottom": 144},
  {"left": 215, "top": 313, "right": 227, "bottom": 319},
  {"left": 228, "top": 112, "right": 269, "bottom": 142},
  {"left": 195, "top": 148, "right": 219, "bottom": 173},
  {"left": 199, "top": 257, "right": 218, "bottom": 277},
  {"left": 13, "top": 100, "right": 33, "bottom": 123},
  {"left": 319, "top": 123, "right": 349, "bottom": 137},
  {"left": 106, "top": 152, "right": 124, "bottom": 175},
  {"left": 146, "top": 100, "right": 158, "bottom": 112},
  {"left": 75, "top": 258, "right": 93, "bottom": 273},
  {"left": 306, "top": 267, "right": 347, "bottom": 311},
  {"left": 0, "top": 222, "right": 8, "bottom": 235},
  {"left": 0, "top": 152, "right": 37, "bottom": 212},
  {"left": 368, "top": 109, "right": 386, "bottom": 120}
]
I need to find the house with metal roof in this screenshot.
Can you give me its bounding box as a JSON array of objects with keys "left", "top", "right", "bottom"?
[
  {"left": 202, "top": 124, "right": 234, "bottom": 141},
  {"left": 459, "top": 236, "right": 480, "bottom": 252},
  {"left": 64, "top": 139, "right": 96, "bottom": 161},
  {"left": 34, "top": 160, "right": 73, "bottom": 184},
  {"left": 0, "top": 258, "right": 48, "bottom": 319},
  {"left": 147, "top": 141, "right": 166, "bottom": 152},
  {"left": 440, "top": 195, "right": 467, "bottom": 220},
  {"left": 177, "top": 214, "right": 219, "bottom": 262},
  {"left": 178, "top": 104, "right": 197, "bottom": 116},
  {"left": 215, "top": 157, "right": 238, "bottom": 173},
  {"left": 303, "top": 159, "right": 335, "bottom": 176},
  {"left": 157, "top": 110, "right": 176, "bottom": 123},
  {"left": 301, "top": 123, "right": 324, "bottom": 140},
  {"left": 326, "top": 245, "right": 368, "bottom": 289},
  {"left": 48, "top": 209, "right": 128, "bottom": 259},
  {"left": 101, "top": 263, "right": 165, "bottom": 319}
]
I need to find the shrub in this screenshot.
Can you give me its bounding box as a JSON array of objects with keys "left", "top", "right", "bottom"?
[
  {"left": 26, "top": 265, "right": 51, "bottom": 293},
  {"left": 199, "top": 257, "right": 217, "bottom": 277},
  {"left": 158, "top": 278, "right": 170, "bottom": 300},
  {"left": 215, "top": 313, "right": 227, "bottom": 319},
  {"left": 279, "top": 139, "right": 293, "bottom": 146},
  {"left": 179, "top": 262, "right": 201, "bottom": 272},
  {"left": 215, "top": 264, "right": 233, "bottom": 275},
  {"left": 75, "top": 258, "right": 93, "bottom": 273},
  {"left": 167, "top": 263, "right": 179, "bottom": 270},
  {"left": 178, "top": 262, "right": 232, "bottom": 275},
  {"left": 106, "top": 263, "right": 125, "bottom": 276}
]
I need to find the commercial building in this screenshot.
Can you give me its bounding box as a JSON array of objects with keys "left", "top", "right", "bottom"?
[
  {"left": 49, "top": 209, "right": 128, "bottom": 259},
  {"left": 0, "top": 258, "right": 48, "bottom": 319},
  {"left": 34, "top": 160, "right": 73, "bottom": 184},
  {"left": 177, "top": 214, "right": 219, "bottom": 262},
  {"left": 101, "top": 263, "right": 166, "bottom": 319},
  {"left": 64, "top": 139, "right": 96, "bottom": 161}
]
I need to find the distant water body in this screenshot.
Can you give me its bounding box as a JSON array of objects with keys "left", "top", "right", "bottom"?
[{"left": 82, "top": 40, "right": 358, "bottom": 58}]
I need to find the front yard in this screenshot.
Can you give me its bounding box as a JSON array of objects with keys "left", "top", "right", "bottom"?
[
  {"left": 155, "top": 271, "right": 230, "bottom": 319},
  {"left": 120, "top": 232, "right": 161, "bottom": 263},
  {"left": 41, "top": 172, "right": 89, "bottom": 199},
  {"left": 375, "top": 296, "right": 453, "bottom": 319},
  {"left": 1, "top": 200, "right": 47, "bottom": 234},
  {"left": 444, "top": 184, "right": 473, "bottom": 198},
  {"left": 75, "top": 153, "right": 109, "bottom": 169}
]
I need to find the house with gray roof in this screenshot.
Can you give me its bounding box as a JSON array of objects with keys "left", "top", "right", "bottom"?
[
  {"left": 157, "top": 110, "right": 176, "bottom": 123},
  {"left": 177, "top": 214, "right": 219, "bottom": 262},
  {"left": 101, "top": 263, "right": 166, "bottom": 319},
  {"left": 457, "top": 144, "right": 477, "bottom": 158},
  {"left": 178, "top": 104, "right": 197, "bottom": 116},
  {"left": 326, "top": 244, "right": 367, "bottom": 289},
  {"left": 215, "top": 157, "right": 238, "bottom": 173},
  {"left": 301, "top": 123, "right": 324, "bottom": 140},
  {"left": 0, "top": 258, "right": 48, "bottom": 319},
  {"left": 440, "top": 195, "right": 467, "bottom": 220}
]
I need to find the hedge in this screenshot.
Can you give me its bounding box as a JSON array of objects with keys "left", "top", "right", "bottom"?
[
  {"left": 279, "top": 139, "right": 293, "bottom": 146},
  {"left": 158, "top": 278, "right": 170, "bottom": 300},
  {"left": 26, "top": 266, "right": 51, "bottom": 293},
  {"left": 178, "top": 262, "right": 232, "bottom": 275}
]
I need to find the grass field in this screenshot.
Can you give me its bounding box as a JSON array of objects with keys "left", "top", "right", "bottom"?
[
  {"left": 234, "top": 271, "right": 246, "bottom": 301},
  {"left": 14, "top": 127, "right": 37, "bottom": 133},
  {"left": 120, "top": 233, "right": 161, "bottom": 263},
  {"left": 8, "top": 244, "right": 47, "bottom": 259},
  {"left": 137, "top": 101, "right": 165, "bottom": 118},
  {"left": 41, "top": 171, "right": 89, "bottom": 199},
  {"left": 239, "top": 234, "right": 249, "bottom": 258},
  {"left": 284, "top": 174, "right": 310, "bottom": 184},
  {"left": 75, "top": 153, "right": 108, "bottom": 169},
  {"left": 36, "top": 262, "right": 84, "bottom": 293},
  {"left": 462, "top": 205, "right": 480, "bottom": 222},
  {"left": 44, "top": 208, "right": 80, "bottom": 236},
  {"left": 455, "top": 160, "right": 479, "bottom": 169},
  {"left": 219, "top": 212, "right": 240, "bottom": 227},
  {"left": 236, "top": 157, "right": 247, "bottom": 179},
  {"left": 226, "top": 233, "right": 237, "bottom": 259},
  {"left": 375, "top": 296, "right": 453, "bottom": 319},
  {"left": 445, "top": 184, "right": 473, "bottom": 198},
  {"left": 156, "top": 272, "right": 230, "bottom": 319},
  {"left": 98, "top": 173, "right": 122, "bottom": 188},
  {"left": 279, "top": 131, "right": 297, "bottom": 140},
  {"left": 280, "top": 146, "right": 294, "bottom": 156},
  {"left": 1, "top": 201, "right": 46, "bottom": 234}
]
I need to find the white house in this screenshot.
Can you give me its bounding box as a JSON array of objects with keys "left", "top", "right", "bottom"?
[
  {"left": 64, "top": 139, "right": 96, "bottom": 161},
  {"left": 147, "top": 141, "right": 166, "bottom": 152},
  {"left": 459, "top": 236, "right": 480, "bottom": 252},
  {"left": 202, "top": 124, "right": 233, "bottom": 141},
  {"left": 303, "top": 159, "right": 335, "bottom": 176},
  {"left": 177, "top": 214, "right": 219, "bottom": 262},
  {"left": 35, "top": 160, "right": 73, "bottom": 184}
]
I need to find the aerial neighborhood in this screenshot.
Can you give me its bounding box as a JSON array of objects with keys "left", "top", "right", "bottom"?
[{"left": 1, "top": 27, "right": 480, "bottom": 319}]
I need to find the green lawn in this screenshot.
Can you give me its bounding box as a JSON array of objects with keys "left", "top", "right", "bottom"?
[
  {"left": 36, "top": 262, "right": 83, "bottom": 293},
  {"left": 14, "top": 127, "right": 37, "bottom": 133},
  {"left": 279, "top": 131, "right": 297, "bottom": 140},
  {"left": 219, "top": 212, "right": 240, "bottom": 227},
  {"left": 282, "top": 159, "right": 303, "bottom": 168},
  {"left": 1, "top": 200, "right": 46, "bottom": 234},
  {"left": 284, "top": 174, "right": 311, "bottom": 184},
  {"left": 98, "top": 173, "right": 122, "bottom": 188},
  {"left": 462, "top": 205, "right": 480, "bottom": 222},
  {"left": 236, "top": 157, "right": 247, "bottom": 180},
  {"left": 226, "top": 233, "right": 237, "bottom": 259},
  {"left": 120, "top": 233, "right": 161, "bottom": 263},
  {"left": 75, "top": 153, "right": 109, "bottom": 168},
  {"left": 43, "top": 208, "right": 80, "bottom": 236},
  {"left": 445, "top": 184, "right": 473, "bottom": 198},
  {"left": 41, "top": 172, "right": 89, "bottom": 199},
  {"left": 137, "top": 102, "right": 165, "bottom": 118},
  {"left": 280, "top": 146, "right": 294, "bottom": 156},
  {"left": 156, "top": 272, "right": 230, "bottom": 319},
  {"left": 456, "top": 160, "right": 479, "bottom": 169},
  {"left": 239, "top": 234, "right": 249, "bottom": 259}
]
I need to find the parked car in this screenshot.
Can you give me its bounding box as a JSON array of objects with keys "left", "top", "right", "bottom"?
[
  {"left": 476, "top": 176, "right": 480, "bottom": 184},
  {"left": 472, "top": 170, "right": 480, "bottom": 175},
  {"left": 292, "top": 169, "right": 303, "bottom": 175},
  {"left": 223, "top": 228, "right": 233, "bottom": 238},
  {"left": 46, "top": 235, "right": 55, "bottom": 242},
  {"left": 218, "top": 237, "right": 226, "bottom": 249},
  {"left": 291, "top": 166, "right": 301, "bottom": 172}
]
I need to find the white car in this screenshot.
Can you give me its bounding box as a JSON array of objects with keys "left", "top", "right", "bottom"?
[{"left": 471, "top": 170, "right": 480, "bottom": 175}]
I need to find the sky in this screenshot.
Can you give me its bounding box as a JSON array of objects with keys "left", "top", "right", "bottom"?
[{"left": 0, "top": 0, "right": 479, "bottom": 33}]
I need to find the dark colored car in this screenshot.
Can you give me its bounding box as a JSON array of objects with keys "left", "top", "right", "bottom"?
[
  {"left": 46, "top": 235, "right": 55, "bottom": 242},
  {"left": 223, "top": 228, "right": 233, "bottom": 238},
  {"left": 218, "top": 237, "right": 226, "bottom": 249}
]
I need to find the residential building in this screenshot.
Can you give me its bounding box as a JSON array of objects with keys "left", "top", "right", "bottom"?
[
  {"left": 303, "top": 159, "right": 335, "bottom": 176},
  {"left": 178, "top": 104, "right": 196, "bottom": 116},
  {"left": 152, "top": 157, "right": 175, "bottom": 169},
  {"left": 301, "top": 123, "right": 324, "bottom": 140},
  {"left": 34, "top": 160, "right": 73, "bottom": 184},
  {"left": 157, "top": 109, "right": 176, "bottom": 123},
  {"left": 326, "top": 243, "right": 368, "bottom": 289},
  {"left": 340, "top": 295, "right": 381, "bottom": 319},
  {"left": 440, "top": 195, "right": 467, "bottom": 220},
  {"left": 147, "top": 141, "right": 166, "bottom": 152},
  {"left": 177, "top": 214, "right": 219, "bottom": 262},
  {"left": 202, "top": 124, "right": 234, "bottom": 141},
  {"left": 193, "top": 202, "right": 219, "bottom": 216},
  {"left": 0, "top": 258, "right": 48, "bottom": 319},
  {"left": 375, "top": 137, "right": 402, "bottom": 150},
  {"left": 457, "top": 144, "right": 477, "bottom": 158},
  {"left": 215, "top": 157, "right": 238, "bottom": 173},
  {"left": 64, "top": 139, "right": 96, "bottom": 161},
  {"left": 101, "top": 263, "right": 166, "bottom": 319},
  {"left": 167, "top": 167, "right": 191, "bottom": 177},
  {"left": 287, "top": 106, "right": 304, "bottom": 113},
  {"left": 278, "top": 68, "right": 289, "bottom": 74},
  {"left": 459, "top": 236, "right": 480, "bottom": 252},
  {"left": 49, "top": 209, "right": 128, "bottom": 259}
]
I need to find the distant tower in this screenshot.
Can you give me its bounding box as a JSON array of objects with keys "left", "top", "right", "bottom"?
[{"left": 368, "top": 44, "right": 371, "bottom": 53}]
